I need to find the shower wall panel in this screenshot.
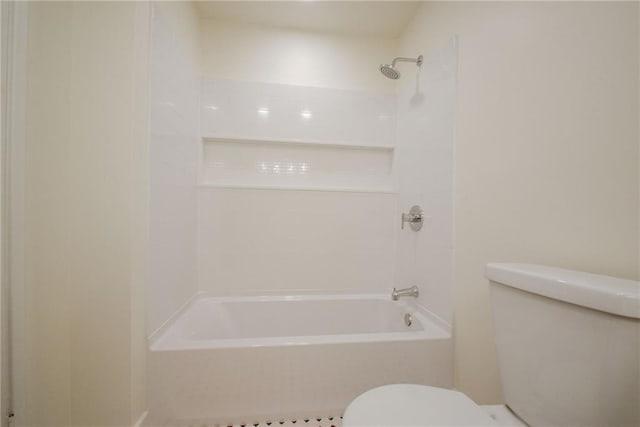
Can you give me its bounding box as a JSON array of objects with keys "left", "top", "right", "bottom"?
[
  {"left": 148, "top": 6, "right": 200, "bottom": 335},
  {"left": 196, "top": 80, "right": 398, "bottom": 293},
  {"left": 197, "top": 188, "right": 396, "bottom": 292},
  {"left": 200, "top": 79, "right": 396, "bottom": 146},
  {"left": 393, "top": 39, "right": 456, "bottom": 325}
]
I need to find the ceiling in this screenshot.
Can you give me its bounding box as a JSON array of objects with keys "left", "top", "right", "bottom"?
[{"left": 195, "top": 1, "right": 422, "bottom": 38}]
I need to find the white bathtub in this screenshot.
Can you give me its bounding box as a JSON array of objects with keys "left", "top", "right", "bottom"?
[{"left": 147, "top": 293, "right": 452, "bottom": 426}]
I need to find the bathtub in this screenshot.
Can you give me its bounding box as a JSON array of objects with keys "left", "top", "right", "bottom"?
[{"left": 147, "top": 293, "right": 452, "bottom": 426}]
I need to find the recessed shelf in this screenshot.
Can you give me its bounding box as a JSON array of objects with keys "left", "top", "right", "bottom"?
[
  {"left": 198, "top": 183, "right": 396, "bottom": 194},
  {"left": 202, "top": 136, "right": 395, "bottom": 151},
  {"left": 200, "top": 137, "right": 394, "bottom": 193}
]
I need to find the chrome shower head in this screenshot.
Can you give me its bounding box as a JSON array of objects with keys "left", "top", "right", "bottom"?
[
  {"left": 379, "top": 55, "right": 423, "bottom": 80},
  {"left": 380, "top": 64, "right": 400, "bottom": 80}
]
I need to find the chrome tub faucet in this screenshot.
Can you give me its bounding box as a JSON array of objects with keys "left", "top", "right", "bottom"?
[{"left": 392, "top": 285, "right": 419, "bottom": 301}]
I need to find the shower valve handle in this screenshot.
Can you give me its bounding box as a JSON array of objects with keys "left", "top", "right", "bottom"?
[{"left": 401, "top": 206, "right": 424, "bottom": 231}]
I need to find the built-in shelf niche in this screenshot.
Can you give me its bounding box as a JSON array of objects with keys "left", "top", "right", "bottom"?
[{"left": 200, "top": 137, "right": 395, "bottom": 193}]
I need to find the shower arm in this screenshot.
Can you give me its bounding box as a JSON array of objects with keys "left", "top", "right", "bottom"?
[{"left": 391, "top": 56, "right": 423, "bottom": 67}]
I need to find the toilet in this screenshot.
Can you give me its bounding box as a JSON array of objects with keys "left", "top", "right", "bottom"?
[{"left": 344, "top": 263, "right": 640, "bottom": 426}]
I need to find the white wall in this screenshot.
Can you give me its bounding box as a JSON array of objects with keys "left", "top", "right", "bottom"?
[
  {"left": 199, "top": 18, "right": 398, "bottom": 92},
  {"left": 147, "top": 2, "right": 200, "bottom": 335},
  {"left": 394, "top": 39, "right": 456, "bottom": 325},
  {"left": 19, "top": 2, "right": 150, "bottom": 425},
  {"left": 401, "top": 1, "right": 640, "bottom": 404}
]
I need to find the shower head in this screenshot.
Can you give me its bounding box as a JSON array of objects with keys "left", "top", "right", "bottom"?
[
  {"left": 380, "top": 64, "right": 400, "bottom": 80},
  {"left": 379, "top": 55, "right": 423, "bottom": 80}
]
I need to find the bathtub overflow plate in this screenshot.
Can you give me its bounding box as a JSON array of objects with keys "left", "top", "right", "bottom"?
[{"left": 404, "top": 313, "right": 412, "bottom": 327}]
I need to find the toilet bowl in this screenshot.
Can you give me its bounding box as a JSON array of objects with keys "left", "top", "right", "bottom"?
[{"left": 343, "top": 264, "right": 640, "bottom": 426}]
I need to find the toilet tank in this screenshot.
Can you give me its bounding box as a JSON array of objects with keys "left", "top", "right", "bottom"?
[{"left": 486, "top": 263, "right": 640, "bottom": 427}]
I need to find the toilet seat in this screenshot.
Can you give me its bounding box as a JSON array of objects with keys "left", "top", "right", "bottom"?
[{"left": 343, "top": 384, "right": 498, "bottom": 426}]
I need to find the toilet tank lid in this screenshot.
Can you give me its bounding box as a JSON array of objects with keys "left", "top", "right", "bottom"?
[{"left": 485, "top": 263, "right": 640, "bottom": 319}]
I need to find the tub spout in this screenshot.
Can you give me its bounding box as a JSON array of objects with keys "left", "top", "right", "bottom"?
[{"left": 392, "top": 285, "right": 419, "bottom": 301}]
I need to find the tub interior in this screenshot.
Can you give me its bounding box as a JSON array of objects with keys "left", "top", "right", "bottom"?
[{"left": 150, "top": 293, "right": 450, "bottom": 351}]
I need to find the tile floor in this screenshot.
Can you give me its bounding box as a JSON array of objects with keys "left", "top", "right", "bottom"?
[
  {"left": 176, "top": 416, "right": 343, "bottom": 427},
  {"left": 226, "top": 417, "right": 343, "bottom": 427},
  {"left": 172, "top": 405, "right": 524, "bottom": 427}
]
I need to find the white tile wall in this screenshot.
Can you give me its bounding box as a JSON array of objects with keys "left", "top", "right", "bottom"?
[
  {"left": 394, "top": 39, "right": 457, "bottom": 324},
  {"left": 197, "top": 188, "right": 396, "bottom": 293},
  {"left": 148, "top": 334, "right": 451, "bottom": 424},
  {"left": 201, "top": 79, "right": 396, "bottom": 146},
  {"left": 195, "top": 46, "right": 455, "bottom": 314},
  {"left": 197, "top": 79, "right": 400, "bottom": 294},
  {"left": 149, "top": 35, "right": 454, "bottom": 328},
  {"left": 147, "top": 6, "right": 200, "bottom": 335}
]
